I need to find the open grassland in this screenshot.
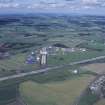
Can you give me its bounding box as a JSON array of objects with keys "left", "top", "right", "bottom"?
[
  {"left": 48, "top": 50, "right": 105, "bottom": 66},
  {"left": 0, "top": 53, "right": 39, "bottom": 77},
  {"left": 82, "top": 63, "right": 105, "bottom": 74},
  {"left": 0, "top": 53, "right": 26, "bottom": 71},
  {"left": 0, "top": 50, "right": 103, "bottom": 72},
  {"left": 94, "top": 99, "right": 105, "bottom": 105},
  {"left": 20, "top": 75, "right": 94, "bottom": 105}
]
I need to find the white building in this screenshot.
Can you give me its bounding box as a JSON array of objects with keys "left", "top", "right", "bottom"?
[{"left": 40, "top": 47, "right": 48, "bottom": 65}]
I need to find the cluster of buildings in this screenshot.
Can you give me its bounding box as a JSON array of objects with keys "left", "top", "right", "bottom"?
[
  {"left": 46, "top": 45, "right": 86, "bottom": 55},
  {"left": 26, "top": 47, "right": 48, "bottom": 66},
  {"left": 89, "top": 75, "right": 105, "bottom": 97},
  {"left": 26, "top": 45, "right": 87, "bottom": 66}
]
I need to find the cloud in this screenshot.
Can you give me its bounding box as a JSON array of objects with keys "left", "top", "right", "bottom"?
[
  {"left": 0, "top": 3, "right": 19, "bottom": 8},
  {"left": 0, "top": 0, "right": 105, "bottom": 11},
  {"left": 82, "top": 0, "right": 98, "bottom": 4},
  {"left": 81, "top": 0, "right": 105, "bottom": 7}
]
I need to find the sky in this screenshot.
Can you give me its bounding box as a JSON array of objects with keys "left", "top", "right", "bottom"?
[{"left": 0, "top": 0, "right": 105, "bottom": 15}]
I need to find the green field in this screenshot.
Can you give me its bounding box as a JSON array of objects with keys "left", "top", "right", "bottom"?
[
  {"left": 0, "top": 53, "right": 39, "bottom": 77},
  {"left": 0, "top": 53, "right": 26, "bottom": 71},
  {"left": 0, "top": 46, "right": 104, "bottom": 77},
  {"left": 0, "top": 50, "right": 103, "bottom": 71},
  {"left": 48, "top": 50, "right": 105, "bottom": 66},
  {"left": 20, "top": 74, "right": 94, "bottom": 105}
]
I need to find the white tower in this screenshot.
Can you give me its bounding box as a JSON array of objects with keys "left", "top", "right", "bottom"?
[{"left": 40, "top": 48, "right": 47, "bottom": 65}]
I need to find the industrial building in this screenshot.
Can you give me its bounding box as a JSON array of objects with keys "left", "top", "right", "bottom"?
[
  {"left": 40, "top": 47, "right": 48, "bottom": 65},
  {"left": 89, "top": 75, "right": 105, "bottom": 97}
]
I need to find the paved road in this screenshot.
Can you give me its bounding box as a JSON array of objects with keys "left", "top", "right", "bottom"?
[{"left": 1, "top": 55, "right": 105, "bottom": 82}]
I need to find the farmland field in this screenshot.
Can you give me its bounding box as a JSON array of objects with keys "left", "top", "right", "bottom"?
[
  {"left": 20, "top": 75, "right": 94, "bottom": 105},
  {"left": 0, "top": 53, "right": 39, "bottom": 77},
  {"left": 48, "top": 50, "right": 105, "bottom": 66},
  {"left": 82, "top": 63, "right": 105, "bottom": 74}
]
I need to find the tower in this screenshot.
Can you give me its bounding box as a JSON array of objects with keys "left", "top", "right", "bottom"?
[{"left": 40, "top": 47, "right": 47, "bottom": 65}]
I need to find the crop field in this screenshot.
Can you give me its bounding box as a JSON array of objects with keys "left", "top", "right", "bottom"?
[
  {"left": 20, "top": 75, "right": 94, "bottom": 105},
  {"left": 82, "top": 63, "right": 105, "bottom": 74}
]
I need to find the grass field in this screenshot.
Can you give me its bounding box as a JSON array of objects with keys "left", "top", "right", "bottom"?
[
  {"left": 0, "top": 47, "right": 104, "bottom": 77},
  {"left": 0, "top": 53, "right": 26, "bottom": 71},
  {"left": 48, "top": 50, "right": 105, "bottom": 66},
  {"left": 0, "top": 50, "right": 103, "bottom": 71},
  {"left": 20, "top": 75, "right": 94, "bottom": 105},
  {"left": 0, "top": 53, "right": 39, "bottom": 77}
]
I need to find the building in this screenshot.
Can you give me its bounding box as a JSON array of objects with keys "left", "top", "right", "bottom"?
[
  {"left": 40, "top": 47, "right": 48, "bottom": 65},
  {"left": 26, "top": 51, "right": 36, "bottom": 64},
  {"left": 89, "top": 75, "right": 105, "bottom": 97}
]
